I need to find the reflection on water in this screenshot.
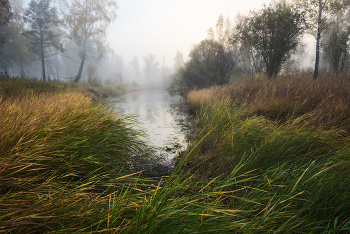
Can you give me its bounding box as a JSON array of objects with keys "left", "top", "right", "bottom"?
[{"left": 108, "top": 89, "right": 192, "bottom": 166}]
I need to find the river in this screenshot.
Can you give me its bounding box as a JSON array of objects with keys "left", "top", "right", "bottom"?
[{"left": 108, "top": 89, "right": 193, "bottom": 169}]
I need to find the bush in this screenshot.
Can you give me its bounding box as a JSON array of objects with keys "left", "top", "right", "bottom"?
[
  {"left": 168, "top": 39, "right": 236, "bottom": 96},
  {"left": 131, "top": 79, "right": 139, "bottom": 87},
  {"left": 87, "top": 64, "right": 102, "bottom": 86},
  {"left": 104, "top": 78, "right": 114, "bottom": 85}
]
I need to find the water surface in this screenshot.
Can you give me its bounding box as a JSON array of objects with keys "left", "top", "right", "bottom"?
[{"left": 108, "top": 89, "right": 192, "bottom": 166}]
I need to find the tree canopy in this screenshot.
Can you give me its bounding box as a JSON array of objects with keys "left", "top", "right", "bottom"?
[
  {"left": 59, "top": 0, "right": 118, "bottom": 82},
  {"left": 0, "top": 0, "right": 12, "bottom": 47},
  {"left": 0, "top": 0, "right": 29, "bottom": 75},
  {"left": 235, "top": 1, "right": 306, "bottom": 78},
  {"left": 323, "top": 22, "right": 350, "bottom": 75},
  {"left": 168, "top": 39, "right": 236, "bottom": 96},
  {"left": 294, "top": 0, "right": 350, "bottom": 79},
  {"left": 23, "top": 0, "right": 60, "bottom": 81}
]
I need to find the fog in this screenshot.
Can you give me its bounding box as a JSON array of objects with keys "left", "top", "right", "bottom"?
[
  {"left": 107, "top": 0, "right": 271, "bottom": 66},
  {"left": 15, "top": 0, "right": 317, "bottom": 84}
]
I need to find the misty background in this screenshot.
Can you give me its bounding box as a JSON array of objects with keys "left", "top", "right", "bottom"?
[{"left": 2, "top": 0, "right": 319, "bottom": 86}]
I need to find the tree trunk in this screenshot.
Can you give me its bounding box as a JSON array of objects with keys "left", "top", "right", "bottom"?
[
  {"left": 74, "top": 16, "right": 88, "bottom": 83},
  {"left": 20, "top": 61, "right": 25, "bottom": 78},
  {"left": 40, "top": 31, "right": 46, "bottom": 82},
  {"left": 313, "top": 0, "right": 322, "bottom": 80},
  {"left": 4, "top": 45, "right": 9, "bottom": 76},
  {"left": 74, "top": 53, "right": 86, "bottom": 82}
]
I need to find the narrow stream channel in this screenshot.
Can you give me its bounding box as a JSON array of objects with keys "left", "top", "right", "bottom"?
[{"left": 108, "top": 89, "right": 193, "bottom": 169}]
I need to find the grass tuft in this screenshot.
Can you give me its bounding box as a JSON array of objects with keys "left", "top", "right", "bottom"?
[{"left": 0, "top": 91, "right": 149, "bottom": 232}]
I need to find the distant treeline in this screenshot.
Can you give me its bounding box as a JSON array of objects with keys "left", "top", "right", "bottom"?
[{"left": 168, "top": 0, "right": 350, "bottom": 96}]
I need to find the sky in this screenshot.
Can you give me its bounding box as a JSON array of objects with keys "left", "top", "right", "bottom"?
[{"left": 106, "top": 0, "right": 270, "bottom": 67}]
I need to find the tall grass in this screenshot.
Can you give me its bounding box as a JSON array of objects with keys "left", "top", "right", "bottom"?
[
  {"left": 0, "top": 91, "right": 148, "bottom": 232},
  {"left": 93, "top": 142, "right": 350, "bottom": 233},
  {"left": 2, "top": 77, "right": 350, "bottom": 233},
  {"left": 0, "top": 78, "right": 126, "bottom": 101},
  {"left": 188, "top": 76, "right": 350, "bottom": 131},
  {"left": 185, "top": 76, "right": 350, "bottom": 232}
]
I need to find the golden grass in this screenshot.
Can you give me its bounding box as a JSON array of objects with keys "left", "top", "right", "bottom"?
[
  {"left": 184, "top": 75, "right": 350, "bottom": 231},
  {"left": 0, "top": 91, "right": 148, "bottom": 232},
  {"left": 0, "top": 79, "right": 126, "bottom": 102},
  {"left": 2, "top": 76, "right": 350, "bottom": 232},
  {"left": 1, "top": 92, "right": 97, "bottom": 156},
  {"left": 188, "top": 75, "right": 350, "bottom": 131}
]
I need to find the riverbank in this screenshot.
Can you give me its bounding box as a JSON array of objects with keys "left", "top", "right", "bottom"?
[
  {"left": 2, "top": 78, "right": 350, "bottom": 233},
  {"left": 0, "top": 78, "right": 128, "bottom": 101},
  {"left": 186, "top": 76, "right": 350, "bottom": 232},
  {"left": 0, "top": 90, "right": 153, "bottom": 232}
]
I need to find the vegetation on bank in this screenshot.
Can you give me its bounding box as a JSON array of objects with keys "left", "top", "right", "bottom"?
[
  {"left": 0, "top": 78, "right": 128, "bottom": 101},
  {"left": 0, "top": 90, "right": 151, "bottom": 232},
  {"left": 186, "top": 75, "right": 350, "bottom": 232},
  {"left": 2, "top": 76, "right": 350, "bottom": 233},
  {"left": 1, "top": 0, "right": 348, "bottom": 231}
]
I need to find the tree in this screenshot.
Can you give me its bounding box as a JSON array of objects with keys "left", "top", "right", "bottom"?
[
  {"left": 207, "top": 27, "right": 215, "bottom": 40},
  {"left": 236, "top": 37, "right": 264, "bottom": 76},
  {"left": 0, "top": 0, "right": 12, "bottom": 47},
  {"left": 215, "top": 14, "right": 235, "bottom": 50},
  {"left": 59, "top": 0, "right": 118, "bottom": 82},
  {"left": 294, "top": 0, "right": 350, "bottom": 79},
  {"left": 160, "top": 55, "right": 171, "bottom": 86},
  {"left": 23, "top": 0, "right": 60, "bottom": 81},
  {"left": 173, "top": 51, "right": 184, "bottom": 70},
  {"left": 0, "top": 0, "right": 30, "bottom": 75},
  {"left": 207, "top": 14, "right": 236, "bottom": 51},
  {"left": 207, "top": 14, "right": 246, "bottom": 75},
  {"left": 323, "top": 22, "right": 350, "bottom": 75},
  {"left": 236, "top": 1, "right": 306, "bottom": 78},
  {"left": 168, "top": 39, "right": 236, "bottom": 96},
  {"left": 130, "top": 55, "right": 140, "bottom": 75},
  {"left": 143, "top": 53, "right": 159, "bottom": 83}
]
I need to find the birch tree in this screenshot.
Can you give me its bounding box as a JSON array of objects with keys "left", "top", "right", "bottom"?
[
  {"left": 294, "top": 0, "right": 350, "bottom": 79},
  {"left": 59, "top": 0, "right": 118, "bottom": 82}
]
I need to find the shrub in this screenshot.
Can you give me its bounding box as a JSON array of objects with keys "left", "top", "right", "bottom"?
[{"left": 168, "top": 39, "right": 236, "bottom": 96}]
